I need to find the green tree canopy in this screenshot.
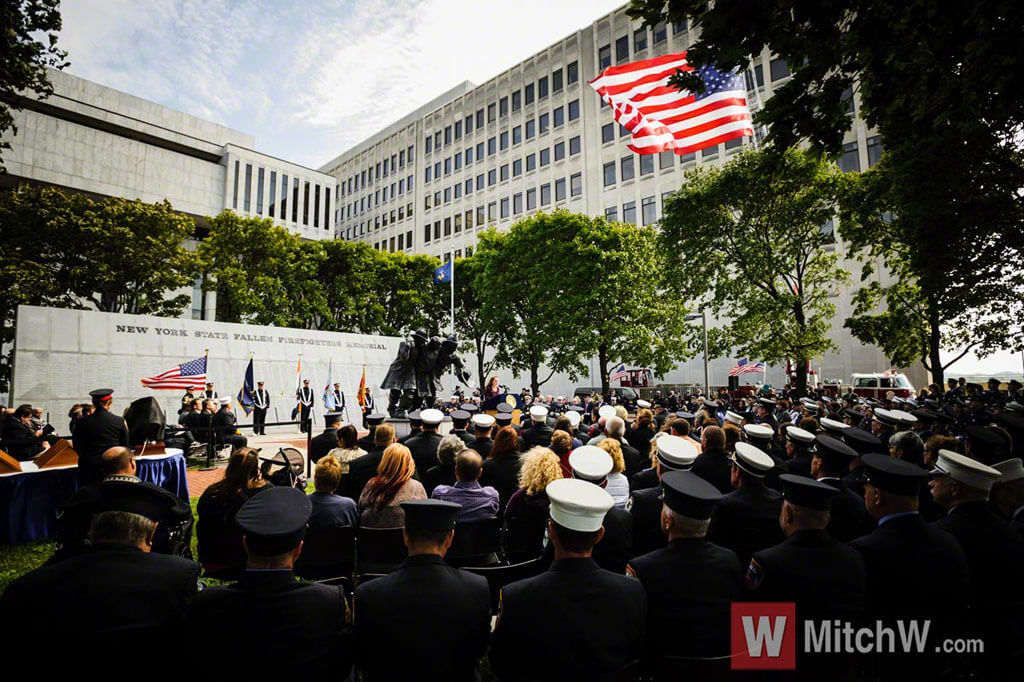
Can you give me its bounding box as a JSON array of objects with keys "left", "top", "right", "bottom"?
[
  {"left": 454, "top": 256, "right": 498, "bottom": 392},
  {"left": 661, "top": 148, "right": 849, "bottom": 395}
]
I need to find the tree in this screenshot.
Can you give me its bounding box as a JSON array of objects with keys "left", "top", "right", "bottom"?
[
  {"left": 316, "top": 240, "right": 386, "bottom": 333},
  {"left": 0, "top": 0, "right": 68, "bottom": 171},
  {"left": 629, "top": 0, "right": 1024, "bottom": 383},
  {"left": 372, "top": 252, "right": 448, "bottom": 337},
  {"left": 454, "top": 256, "right": 498, "bottom": 392},
  {"left": 660, "top": 148, "right": 850, "bottom": 396}
]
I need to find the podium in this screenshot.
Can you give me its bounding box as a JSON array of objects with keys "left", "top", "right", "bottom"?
[
  {"left": 34, "top": 439, "right": 79, "bottom": 469},
  {"left": 482, "top": 394, "right": 524, "bottom": 426}
]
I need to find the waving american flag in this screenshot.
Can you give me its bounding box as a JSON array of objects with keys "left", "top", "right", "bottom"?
[{"left": 141, "top": 356, "right": 207, "bottom": 390}]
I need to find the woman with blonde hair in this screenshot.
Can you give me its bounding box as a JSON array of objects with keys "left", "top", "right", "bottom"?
[
  {"left": 358, "top": 443, "right": 426, "bottom": 528},
  {"left": 597, "top": 438, "right": 630, "bottom": 508},
  {"left": 503, "top": 446, "right": 563, "bottom": 560}
]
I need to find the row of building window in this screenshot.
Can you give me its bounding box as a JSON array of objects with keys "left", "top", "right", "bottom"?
[
  {"left": 424, "top": 62, "right": 580, "bottom": 156},
  {"left": 340, "top": 200, "right": 416, "bottom": 240},
  {"left": 231, "top": 160, "right": 330, "bottom": 230},
  {"left": 604, "top": 193, "right": 673, "bottom": 227},
  {"left": 423, "top": 136, "right": 582, "bottom": 211},
  {"left": 372, "top": 230, "right": 415, "bottom": 254},
  {"left": 598, "top": 19, "right": 687, "bottom": 70},
  {"left": 339, "top": 145, "right": 415, "bottom": 199},
  {"left": 423, "top": 173, "right": 583, "bottom": 244},
  {"left": 340, "top": 174, "right": 415, "bottom": 221}
]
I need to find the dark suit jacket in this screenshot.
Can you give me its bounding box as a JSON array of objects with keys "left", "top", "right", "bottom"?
[
  {"left": 187, "top": 569, "right": 350, "bottom": 676},
  {"left": 490, "top": 557, "right": 646, "bottom": 681},
  {"left": 628, "top": 486, "right": 666, "bottom": 557},
  {"left": 466, "top": 436, "right": 493, "bottom": 459},
  {"left": 405, "top": 431, "right": 443, "bottom": 474},
  {"left": 706, "top": 481, "right": 784, "bottom": 568},
  {"left": 592, "top": 506, "right": 634, "bottom": 574},
  {"left": 628, "top": 537, "right": 742, "bottom": 661},
  {"left": 690, "top": 449, "right": 733, "bottom": 494},
  {"left": 519, "top": 424, "right": 553, "bottom": 451},
  {"left": 309, "top": 427, "right": 338, "bottom": 463},
  {"left": 451, "top": 428, "right": 474, "bottom": 446},
  {"left": 630, "top": 466, "right": 657, "bottom": 492},
  {"left": 72, "top": 408, "right": 128, "bottom": 484},
  {"left": 2, "top": 419, "right": 45, "bottom": 460},
  {"left": 480, "top": 456, "right": 521, "bottom": 514},
  {"left": 818, "top": 477, "right": 871, "bottom": 542},
  {"left": 1, "top": 544, "right": 198, "bottom": 668},
  {"left": 355, "top": 554, "right": 490, "bottom": 681},
  {"left": 613, "top": 437, "right": 644, "bottom": 478}
]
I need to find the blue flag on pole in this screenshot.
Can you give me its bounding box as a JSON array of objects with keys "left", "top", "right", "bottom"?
[
  {"left": 237, "top": 357, "right": 255, "bottom": 416},
  {"left": 323, "top": 358, "right": 336, "bottom": 411},
  {"left": 434, "top": 260, "right": 452, "bottom": 284}
]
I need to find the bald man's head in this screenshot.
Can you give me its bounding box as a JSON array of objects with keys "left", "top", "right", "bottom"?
[{"left": 100, "top": 447, "right": 135, "bottom": 477}]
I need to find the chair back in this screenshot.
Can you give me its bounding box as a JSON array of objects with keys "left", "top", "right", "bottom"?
[
  {"left": 464, "top": 556, "right": 547, "bottom": 614},
  {"left": 502, "top": 515, "right": 546, "bottom": 562},
  {"left": 653, "top": 655, "right": 733, "bottom": 682},
  {"left": 295, "top": 524, "right": 356, "bottom": 580},
  {"left": 356, "top": 526, "right": 407, "bottom": 575},
  {"left": 447, "top": 516, "right": 503, "bottom": 566}
]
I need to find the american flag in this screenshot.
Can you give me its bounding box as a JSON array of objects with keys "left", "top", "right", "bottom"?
[
  {"left": 589, "top": 52, "right": 753, "bottom": 155},
  {"left": 141, "top": 356, "right": 207, "bottom": 390},
  {"left": 610, "top": 363, "right": 628, "bottom": 382},
  {"left": 729, "top": 358, "right": 766, "bottom": 377}
]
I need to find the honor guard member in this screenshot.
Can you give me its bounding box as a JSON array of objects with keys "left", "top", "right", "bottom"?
[
  {"left": 358, "top": 413, "right": 387, "bottom": 450},
  {"left": 490, "top": 479, "right": 646, "bottom": 681},
  {"left": 850, "top": 454, "right": 970, "bottom": 681},
  {"left": 354, "top": 500, "right": 490, "bottom": 681},
  {"left": 1, "top": 481, "right": 200, "bottom": 671},
  {"left": 187, "top": 487, "right": 351, "bottom": 676},
  {"left": 707, "top": 442, "right": 784, "bottom": 567},
  {"left": 568, "top": 446, "right": 634, "bottom": 574},
  {"left": 361, "top": 387, "right": 375, "bottom": 427},
  {"left": 780, "top": 425, "right": 816, "bottom": 478},
  {"left": 331, "top": 383, "right": 345, "bottom": 413},
  {"left": 204, "top": 382, "right": 218, "bottom": 400},
  {"left": 929, "top": 450, "right": 1024, "bottom": 674},
  {"left": 449, "top": 409, "right": 474, "bottom": 446},
  {"left": 309, "top": 412, "right": 341, "bottom": 464},
  {"left": 297, "top": 379, "right": 315, "bottom": 433},
  {"left": 252, "top": 381, "right": 270, "bottom": 435},
  {"left": 519, "top": 404, "right": 553, "bottom": 451},
  {"left": 629, "top": 435, "right": 698, "bottom": 556},
  {"left": 180, "top": 387, "right": 196, "bottom": 416},
  {"left": 628, "top": 471, "right": 741, "bottom": 668},
  {"left": 399, "top": 409, "right": 422, "bottom": 444},
  {"left": 466, "top": 413, "right": 496, "bottom": 459},
  {"left": 72, "top": 388, "right": 129, "bottom": 486},
  {"left": 405, "top": 408, "right": 444, "bottom": 475},
  {"left": 810, "top": 435, "right": 870, "bottom": 541},
  {"left": 747, "top": 475, "right": 866, "bottom": 681}
]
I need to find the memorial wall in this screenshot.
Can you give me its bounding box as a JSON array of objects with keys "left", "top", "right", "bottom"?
[{"left": 13, "top": 305, "right": 401, "bottom": 426}]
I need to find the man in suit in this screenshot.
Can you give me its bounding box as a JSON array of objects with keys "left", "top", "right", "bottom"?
[
  {"left": 929, "top": 449, "right": 1024, "bottom": 675},
  {"left": 466, "top": 413, "right": 495, "bottom": 459},
  {"left": 706, "top": 442, "right": 784, "bottom": 568},
  {"left": 355, "top": 500, "right": 490, "bottom": 681},
  {"left": 252, "top": 381, "right": 270, "bottom": 435},
  {"left": 811, "top": 434, "right": 870, "bottom": 541},
  {"left": 568, "top": 446, "right": 633, "bottom": 574},
  {"left": 850, "top": 454, "right": 970, "bottom": 680},
  {"left": 605, "top": 415, "right": 643, "bottom": 478},
  {"left": 627, "top": 471, "right": 742, "bottom": 667},
  {"left": 358, "top": 413, "right": 386, "bottom": 450},
  {"left": 747, "top": 475, "right": 866, "bottom": 681},
  {"left": 297, "top": 378, "right": 315, "bottom": 434},
  {"left": 309, "top": 412, "right": 341, "bottom": 464},
  {"left": 405, "top": 408, "right": 444, "bottom": 475},
  {"left": 72, "top": 388, "right": 129, "bottom": 486},
  {"left": 490, "top": 479, "right": 646, "bottom": 681},
  {"left": 1, "top": 482, "right": 200, "bottom": 671},
  {"left": 187, "top": 487, "right": 350, "bottom": 676},
  {"left": 212, "top": 397, "right": 247, "bottom": 451},
  {"left": 342, "top": 423, "right": 395, "bottom": 501},
  {"left": 519, "top": 404, "right": 554, "bottom": 451},
  {"left": 629, "top": 435, "right": 698, "bottom": 556}
]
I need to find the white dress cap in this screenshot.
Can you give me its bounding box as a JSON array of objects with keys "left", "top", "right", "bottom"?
[
  {"left": 818, "top": 418, "right": 849, "bottom": 434},
  {"left": 218, "top": 397, "right": 231, "bottom": 406},
  {"left": 598, "top": 405, "right": 616, "bottom": 420},
  {"left": 529, "top": 405, "right": 549, "bottom": 421},
  {"left": 546, "top": 479, "right": 614, "bottom": 532},
  {"left": 785, "top": 425, "right": 817, "bottom": 444},
  {"left": 992, "top": 458, "right": 1024, "bottom": 484},
  {"left": 733, "top": 442, "right": 776, "bottom": 477},
  {"left": 569, "top": 445, "right": 614, "bottom": 482},
  {"left": 637, "top": 399, "right": 652, "bottom": 409},
  {"left": 725, "top": 410, "right": 745, "bottom": 425},
  {"left": 420, "top": 408, "right": 444, "bottom": 426},
  {"left": 565, "top": 410, "right": 581, "bottom": 427},
  {"left": 743, "top": 424, "right": 774, "bottom": 441},
  {"left": 889, "top": 409, "right": 918, "bottom": 426},
  {"left": 931, "top": 450, "right": 1002, "bottom": 492},
  {"left": 471, "top": 413, "right": 495, "bottom": 428},
  {"left": 656, "top": 435, "right": 699, "bottom": 470}
]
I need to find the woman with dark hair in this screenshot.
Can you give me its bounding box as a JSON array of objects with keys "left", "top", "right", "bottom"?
[
  {"left": 483, "top": 375, "right": 502, "bottom": 400},
  {"left": 3, "top": 404, "right": 49, "bottom": 460},
  {"left": 328, "top": 423, "right": 366, "bottom": 475},
  {"left": 196, "top": 447, "right": 272, "bottom": 575},
  {"left": 480, "top": 425, "right": 523, "bottom": 514},
  {"left": 358, "top": 443, "right": 426, "bottom": 528},
  {"left": 549, "top": 430, "right": 573, "bottom": 479},
  {"left": 626, "top": 408, "right": 656, "bottom": 459}
]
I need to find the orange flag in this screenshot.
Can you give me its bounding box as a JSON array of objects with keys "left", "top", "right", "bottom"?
[{"left": 357, "top": 366, "right": 366, "bottom": 408}]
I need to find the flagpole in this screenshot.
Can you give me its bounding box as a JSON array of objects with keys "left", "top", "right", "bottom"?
[
  {"left": 450, "top": 260, "right": 456, "bottom": 396},
  {"left": 747, "top": 55, "right": 766, "bottom": 150}
]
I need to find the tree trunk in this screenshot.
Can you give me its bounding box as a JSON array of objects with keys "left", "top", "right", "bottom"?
[
  {"left": 530, "top": 360, "right": 540, "bottom": 397},
  {"left": 598, "top": 342, "right": 610, "bottom": 400},
  {"left": 927, "top": 298, "right": 944, "bottom": 387},
  {"left": 794, "top": 359, "right": 808, "bottom": 398},
  {"left": 476, "top": 335, "right": 487, "bottom": 394}
]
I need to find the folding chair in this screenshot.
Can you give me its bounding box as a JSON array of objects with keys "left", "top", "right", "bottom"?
[
  {"left": 295, "top": 525, "right": 356, "bottom": 581},
  {"left": 464, "top": 556, "right": 547, "bottom": 614},
  {"left": 356, "top": 526, "right": 407, "bottom": 578},
  {"left": 447, "top": 516, "right": 503, "bottom": 567},
  {"left": 502, "top": 515, "right": 547, "bottom": 563}
]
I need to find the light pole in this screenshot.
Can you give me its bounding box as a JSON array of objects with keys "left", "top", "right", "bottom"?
[{"left": 686, "top": 311, "right": 709, "bottom": 397}]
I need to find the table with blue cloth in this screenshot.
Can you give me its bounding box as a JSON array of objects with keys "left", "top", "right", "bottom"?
[{"left": 0, "top": 449, "right": 188, "bottom": 545}]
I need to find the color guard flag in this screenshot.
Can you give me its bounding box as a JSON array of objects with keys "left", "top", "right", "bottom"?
[
  {"left": 291, "top": 356, "right": 302, "bottom": 420},
  {"left": 237, "top": 357, "right": 255, "bottom": 416},
  {"left": 590, "top": 52, "right": 753, "bottom": 155},
  {"left": 357, "top": 366, "right": 367, "bottom": 409},
  {"left": 323, "top": 358, "right": 336, "bottom": 410}
]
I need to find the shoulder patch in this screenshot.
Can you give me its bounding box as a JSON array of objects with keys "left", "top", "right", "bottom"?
[
  {"left": 625, "top": 564, "right": 638, "bottom": 580},
  {"left": 745, "top": 557, "right": 765, "bottom": 591},
  {"left": 626, "top": 496, "right": 634, "bottom": 511}
]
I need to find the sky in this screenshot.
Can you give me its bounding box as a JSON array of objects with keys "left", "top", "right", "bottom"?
[{"left": 56, "top": 0, "right": 626, "bottom": 170}]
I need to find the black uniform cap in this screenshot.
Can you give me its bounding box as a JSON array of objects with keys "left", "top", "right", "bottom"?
[
  {"left": 401, "top": 499, "right": 461, "bottom": 530},
  {"left": 842, "top": 408, "right": 864, "bottom": 423},
  {"left": 235, "top": 487, "right": 311, "bottom": 556},
  {"left": 460, "top": 403, "right": 479, "bottom": 414},
  {"left": 815, "top": 434, "right": 858, "bottom": 461},
  {"left": 407, "top": 410, "right": 423, "bottom": 426},
  {"left": 841, "top": 427, "right": 882, "bottom": 454},
  {"left": 568, "top": 406, "right": 585, "bottom": 414},
  {"left": 661, "top": 471, "right": 722, "bottom": 520},
  {"left": 965, "top": 424, "right": 1006, "bottom": 449},
  {"left": 860, "top": 452, "right": 927, "bottom": 495},
  {"left": 675, "top": 411, "right": 695, "bottom": 421},
  {"left": 780, "top": 474, "right": 838, "bottom": 511},
  {"left": 450, "top": 410, "right": 471, "bottom": 426},
  {"left": 89, "top": 388, "right": 114, "bottom": 399},
  {"left": 496, "top": 403, "right": 514, "bottom": 414},
  {"left": 98, "top": 480, "right": 177, "bottom": 522},
  {"left": 995, "top": 412, "right": 1024, "bottom": 432},
  {"left": 495, "top": 412, "right": 513, "bottom": 425},
  {"left": 702, "top": 399, "right": 720, "bottom": 410},
  {"left": 365, "top": 413, "right": 386, "bottom": 426}
]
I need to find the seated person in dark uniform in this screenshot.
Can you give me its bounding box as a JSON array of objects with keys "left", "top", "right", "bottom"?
[
  {"left": 628, "top": 434, "right": 698, "bottom": 557},
  {"left": 187, "top": 487, "right": 351, "bottom": 676},
  {"left": 404, "top": 408, "right": 445, "bottom": 474},
  {"left": 2, "top": 404, "right": 49, "bottom": 460},
  {"left": 466, "top": 412, "right": 496, "bottom": 459},
  {"left": 1, "top": 482, "right": 200, "bottom": 671},
  {"left": 54, "top": 446, "right": 193, "bottom": 561},
  {"left": 690, "top": 425, "right": 732, "bottom": 494},
  {"left": 627, "top": 471, "right": 742, "bottom": 667},
  {"left": 567, "top": 446, "right": 633, "bottom": 574},
  {"left": 355, "top": 500, "right": 491, "bottom": 681},
  {"left": 309, "top": 411, "right": 342, "bottom": 464},
  {"left": 307, "top": 456, "right": 358, "bottom": 529},
  {"left": 490, "top": 478, "right": 646, "bottom": 681},
  {"left": 212, "top": 397, "right": 247, "bottom": 451}
]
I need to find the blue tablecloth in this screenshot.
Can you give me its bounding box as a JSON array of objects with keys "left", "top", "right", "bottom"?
[{"left": 0, "top": 451, "right": 189, "bottom": 545}]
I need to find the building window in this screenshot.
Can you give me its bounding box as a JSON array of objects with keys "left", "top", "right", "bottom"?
[
  {"left": 465, "top": 146, "right": 473, "bottom": 165},
  {"left": 269, "top": 171, "right": 277, "bottom": 217},
  {"left": 488, "top": 169, "right": 497, "bottom": 186},
  {"left": 500, "top": 131, "right": 509, "bottom": 150},
  {"left": 526, "top": 119, "right": 536, "bottom": 139},
  {"left": 444, "top": 217, "right": 452, "bottom": 236},
  {"left": 465, "top": 114, "right": 473, "bottom": 134},
  {"left": 477, "top": 173, "right": 484, "bottom": 189},
  {"left": 525, "top": 83, "right": 535, "bottom": 105},
  {"left": 444, "top": 187, "right": 452, "bottom": 202},
  {"left": 554, "top": 141, "right": 565, "bottom": 161},
  {"left": 313, "top": 184, "right": 320, "bottom": 227},
  {"left": 425, "top": 135, "right": 433, "bottom": 154},
  {"left": 602, "top": 123, "right": 614, "bottom": 143},
  {"left": 513, "top": 193, "right": 523, "bottom": 214},
  {"left": 465, "top": 178, "right": 473, "bottom": 194},
  {"left": 500, "top": 164, "right": 509, "bottom": 181},
  {"left": 770, "top": 58, "right": 791, "bottom": 81},
  {"left": 570, "top": 173, "right": 582, "bottom": 197},
  {"left": 500, "top": 96, "right": 508, "bottom": 117},
  {"left": 604, "top": 161, "right": 616, "bottom": 186},
  {"left": 424, "top": 224, "right": 432, "bottom": 243},
  {"left": 679, "top": 151, "right": 696, "bottom": 165},
  {"left": 434, "top": 220, "right": 441, "bottom": 240},
  {"left": 302, "top": 181, "right": 310, "bottom": 226},
  {"left": 642, "top": 196, "right": 657, "bottom": 225},
  {"left": 454, "top": 152, "right": 462, "bottom": 170},
  {"left": 513, "top": 159, "right": 522, "bottom": 176},
  {"left": 599, "top": 44, "right": 611, "bottom": 69},
  {"left": 623, "top": 201, "right": 637, "bottom": 224},
  {"left": 539, "top": 113, "right": 550, "bottom": 134},
  {"left": 454, "top": 183, "right": 461, "bottom": 199},
  {"left": 839, "top": 141, "right": 861, "bottom": 172},
  {"left": 725, "top": 136, "right": 744, "bottom": 150},
  {"left": 659, "top": 150, "right": 674, "bottom": 170},
  {"left": 541, "top": 183, "right": 551, "bottom": 206},
  {"left": 444, "top": 125, "right": 452, "bottom": 145},
  {"left": 477, "top": 205, "right": 485, "bottom": 225},
  {"left": 513, "top": 125, "right": 522, "bottom": 145},
  {"left": 615, "top": 35, "right": 629, "bottom": 63},
  {"left": 477, "top": 141, "right": 484, "bottom": 159},
  {"left": 567, "top": 61, "right": 579, "bottom": 85},
  {"left": 454, "top": 213, "right": 462, "bottom": 232},
  {"left": 488, "top": 103, "right": 496, "bottom": 122},
  {"left": 487, "top": 202, "right": 497, "bottom": 221},
  {"left": 398, "top": 233, "right": 404, "bottom": 250},
  {"left": 292, "top": 177, "right": 300, "bottom": 222},
  {"left": 488, "top": 137, "right": 497, "bottom": 155},
  {"left": 552, "top": 68, "right": 563, "bottom": 93},
  {"left": 621, "top": 155, "right": 635, "bottom": 181},
  {"left": 232, "top": 161, "right": 240, "bottom": 209},
  {"left": 526, "top": 153, "right": 536, "bottom": 172},
  {"left": 444, "top": 157, "right": 452, "bottom": 175},
  {"left": 243, "top": 163, "right": 252, "bottom": 212},
  {"left": 634, "top": 28, "right": 647, "bottom": 52},
  {"left": 569, "top": 136, "right": 581, "bottom": 155},
  {"left": 538, "top": 75, "right": 549, "bottom": 99},
  {"left": 500, "top": 197, "right": 510, "bottom": 219},
  {"left": 701, "top": 145, "right": 718, "bottom": 159},
  {"left": 567, "top": 99, "right": 580, "bottom": 121},
  {"left": 553, "top": 106, "right": 564, "bottom": 128},
  {"left": 527, "top": 188, "right": 537, "bottom": 210},
  {"left": 867, "top": 136, "right": 883, "bottom": 167},
  {"left": 540, "top": 148, "right": 551, "bottom": 166},
  {"left": 653, "top": 22, "right": 667, "bottom": 44},
  {"left": 555, "top": 177, "right": 566, "bottom": 202},
  {"left": 476, "top": 109, "right": 484, "bottom": 128},
  {"left": 640, "top": 154, "right": 654, "bottom": 175},
  {"left": 605, "top": 206, "right": 618, "bottom": 221},
  {"left": 455, "top": 120, "right": 462, "bottom": 140},
  {"left": 255, "top": 167, "right": 265, "bottom": 215},
  {"left": 512, "top": 90, "right": 521, "bottom": 112}
]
